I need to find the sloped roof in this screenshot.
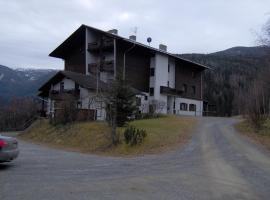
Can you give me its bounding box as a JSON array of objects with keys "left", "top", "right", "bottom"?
[
  {"left": 38, "top": 71, "right": 142, "bottom": 97},
  {"left": 49, "top": 24, "right": 210, "bottom": 70},
  {"left": 38, "top": 71, "right": 108, "bottom": 93}
]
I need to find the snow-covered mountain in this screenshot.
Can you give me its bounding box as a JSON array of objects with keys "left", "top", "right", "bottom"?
[{"left": 0, "top": 65, "right": 57, "bottom": 104}]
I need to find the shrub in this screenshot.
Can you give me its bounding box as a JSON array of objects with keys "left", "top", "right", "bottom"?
[{"left": 124, "top": 125, "right": 147, "bottom": 146}]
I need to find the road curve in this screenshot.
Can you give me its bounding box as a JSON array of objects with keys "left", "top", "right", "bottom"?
[{"left": 1, "top": 117, "right": 270, "bottom": 200}]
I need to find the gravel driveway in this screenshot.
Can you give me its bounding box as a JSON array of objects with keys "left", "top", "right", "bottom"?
[{"left": 1, "top": 117, "right": 270, "bottom": 200}]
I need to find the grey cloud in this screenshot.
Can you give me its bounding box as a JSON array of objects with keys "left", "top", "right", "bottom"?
[{"left": 0, "top": 0, "right": 269, "bottom": 69}]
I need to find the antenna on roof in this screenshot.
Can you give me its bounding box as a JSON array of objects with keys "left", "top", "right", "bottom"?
[
  {"left": 132, "top": 26, "right": 138, "bottom": 36},
  {"left": 147, "top": 37, "right": 152, "bottom": 46}
]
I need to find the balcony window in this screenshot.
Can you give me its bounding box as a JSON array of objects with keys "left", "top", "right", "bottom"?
[
  {"left": 189, "top": 104, "right": 196, "bottom": 111},
  {"left": 149, "top": 88, "right": 154, "bottom": 96},
  {"left": 150, "top": 68, "right": 155, "bottom": 76},
  {"left": 180, "top": 103, "right": 188, "bottom": 111}
]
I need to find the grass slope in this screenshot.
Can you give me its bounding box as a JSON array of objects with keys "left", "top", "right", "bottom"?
[
  {"left": 236, "top": 118, "right": 270, "bottom": 151},
  {"left": 20, "top": 116, "right": 196, "bottom": 156}
]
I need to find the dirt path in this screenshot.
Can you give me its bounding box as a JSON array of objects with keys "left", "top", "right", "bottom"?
[{"left": 1, "top": 117, "right": 270, "bottom": 200}]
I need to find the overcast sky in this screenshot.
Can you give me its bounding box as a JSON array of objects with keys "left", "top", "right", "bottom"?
[{"left": 0, "top": 0, "right": 269, "bottom": 69}]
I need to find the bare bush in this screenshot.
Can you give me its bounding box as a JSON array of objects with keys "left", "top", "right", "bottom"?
[{"left": 246, "top": 80, "right": 268, "bottom": 130}]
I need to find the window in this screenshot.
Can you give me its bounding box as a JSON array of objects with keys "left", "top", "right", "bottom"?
[
  {"left": 189, "top": 104, "right": 196, "bottom": 111},
  {"left": 150, "top": 68, "right": 155, "bottom": 76},
  {"left": 168, "top": 64, "right": 170, "bottom": 72},
  {"left": 144, "top": 96, "right": 148, "bottom": 101},
  {"left": 60, "top": 82, "right": 64, "bottom": 92},
  {"left": 180, "top": 103, "right": 188, "bottom": 111},
  {"left": 192, "top": 86, "right": 196, "bottom": 95},
  {"left": 167, "top": 81, "right": 170, "bottom": 87},
  {"left": 182, "top": 84, "right": 187, "bottom": 93},
  {"left": 149, "top": 88, "right": 154, "bottom": 96}
]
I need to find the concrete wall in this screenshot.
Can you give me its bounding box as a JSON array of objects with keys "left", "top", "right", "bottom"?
[
  {"left": 168, "top": 59, "right": 175, "bottom": 88},
  {"left": 79, "top": 88, "right": 106, "bottom": 120},
  {"left": 136, "top": 93, "right": 149, "bottom": 113},
  {"left": 175, "top": 97, "right": 203, "bottom": 116},
  {"left": 151, "top": 53, "right": 168, "bottom": 114}
]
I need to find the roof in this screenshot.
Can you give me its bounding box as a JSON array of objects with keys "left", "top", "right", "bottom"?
[
  {"left": 38, "top": 71, "right": 142, "bottom": 96},
  {"left": 50, "top": 24, "right": 210, "bottom": 70},
  {"left": 38, "top": 71, "right": 108, "bottom": 94}
]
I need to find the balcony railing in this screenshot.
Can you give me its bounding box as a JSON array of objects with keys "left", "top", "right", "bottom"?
[
  {"left": 160, "top": 86, "right": 183, "bottom": 96},
  {"left": 49, "top": 89, "right": 80, "bottom": 100},
  {"left": 88, "top": 60, "right": 114, "bottom": 74},
  {"left": 87, "top": 39, "right": 114, "bottom": 52}
]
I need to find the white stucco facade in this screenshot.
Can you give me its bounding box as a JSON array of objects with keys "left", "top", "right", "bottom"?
[
  {"left": 46, "top": 77, "right": 106, "bottom": 120},
  {"left": 148, "top": 53, "right": 203, "bottom": 116}
]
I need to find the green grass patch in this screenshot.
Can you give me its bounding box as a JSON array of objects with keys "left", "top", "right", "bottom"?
[
  {"left": 236, "top": 118, "right": 270, "bottom": 150},
  {"left": 20, "top": 115, "right": 197, "bottom": 156}
]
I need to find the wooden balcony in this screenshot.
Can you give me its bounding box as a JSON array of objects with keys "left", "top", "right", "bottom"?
[
  {"left": 160, "top": 86, "right": 183, "bottom": 96},
  {"left": 88, "top": 60, "right": 114, "bottom": 74},
  {"left": 87, "top": 39, "right": 114, "bottom": 52},
  {"left": 49, "top": 89, "right": 80, "bottom": 100}
]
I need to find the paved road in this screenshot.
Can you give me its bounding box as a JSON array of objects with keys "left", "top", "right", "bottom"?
[{"left": 1, "top": 117, "right": 270, "bottom": 200}]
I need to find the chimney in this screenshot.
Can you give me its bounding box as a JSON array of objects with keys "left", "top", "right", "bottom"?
[
  {"left": 129, "top": 35, "right": 136, "bottom": 41},
  {"left": 159, "top": 44, "right": 167, "bottom": 52},
  {"left": 108, "top": 29, "right": 118, "bottom": 35}
]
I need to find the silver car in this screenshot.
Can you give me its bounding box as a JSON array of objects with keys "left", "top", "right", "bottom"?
[{"left": 0, "top": 135, "right": 19, "bottom": 163}]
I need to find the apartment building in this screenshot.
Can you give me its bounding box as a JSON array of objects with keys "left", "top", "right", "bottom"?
[{"left": 39, "top": 24, "right": 209, "bottom": 120}]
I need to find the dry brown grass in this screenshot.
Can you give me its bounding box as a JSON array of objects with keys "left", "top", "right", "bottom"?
[
  {"left": 20, "top": 115, "right": 197, "bottom": 156},
  {"left": 236, "top": 118, "right": 270, "bottom": 151}
]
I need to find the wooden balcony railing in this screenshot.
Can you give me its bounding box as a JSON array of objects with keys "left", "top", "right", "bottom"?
[
  {"left": 87, "top": 39, "right": 114, "bottom": 52},
  {"left": 49, "top": 89, "right": 80, "bottom": 100},
  {"left": 160, "top": 86, "right": 183, "bottom": 96},
  {"left": 88, "top": 60, "right": 114, "bottom": 74}
]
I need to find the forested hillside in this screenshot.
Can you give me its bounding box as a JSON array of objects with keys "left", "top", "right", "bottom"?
[{"left": 179, "top": 46, "right": 270, "bottom": 116}]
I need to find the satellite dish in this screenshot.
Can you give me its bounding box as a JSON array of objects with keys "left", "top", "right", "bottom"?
[{"left": 147, "top": 37, "right": 152, "bottom": 46}]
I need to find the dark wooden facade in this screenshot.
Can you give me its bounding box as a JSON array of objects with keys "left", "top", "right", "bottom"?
[
  {"left": 116, "top": 41, "right": 153, "bottom": 93},
  {"left": 175, "top": 61, "right": 203, "bottom": 100},
  {"left": 64, "top": 42, "right": 86, "bottom": 74}
]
